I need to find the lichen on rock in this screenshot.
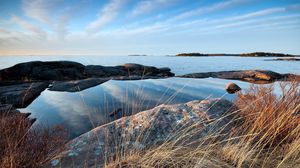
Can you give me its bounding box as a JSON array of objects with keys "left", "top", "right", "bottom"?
[{"left": 47, "top": 98, "right": 238, "bottom": 168}]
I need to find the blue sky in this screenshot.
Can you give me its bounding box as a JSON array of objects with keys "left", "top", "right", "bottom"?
[{"left": 0, "top": 0, "right": 300, "bottom": 55}]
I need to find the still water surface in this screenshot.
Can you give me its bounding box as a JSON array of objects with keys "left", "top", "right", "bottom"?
[
  {"left": 1, "top": 55, "right": 298, "bottom": 138},
  {"left": 1, "top": 55, "right": 299, "bottom": 74},
  {"left": 22, "top": 78, "right": 249, "bottom": 138}
]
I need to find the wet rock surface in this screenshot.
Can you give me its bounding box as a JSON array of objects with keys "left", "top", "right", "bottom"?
[
  {"left": 0, "top": 82, "right": 49, "bottom": 108},
  {"left": 179, "top": 70, "right": 300, "bottom": 84},
  {"left": 47, "top": 98, "right": 237, "bottom": 168}
]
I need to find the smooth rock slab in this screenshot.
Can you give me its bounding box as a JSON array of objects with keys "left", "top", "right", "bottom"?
[
  {"left": 0, "top": 61, "right": 85, "bottom": 81},
  {"left": 180, "top": 70, "right": 299, "bottom": 84},
  {"left": 49, "top": 78, "right": 109, "bottom": 92},
  {"left": 0, "top": 61, "right": 174, "bottom": 94},
  {"left": 0, "top": 82, "right": 49, "bottom": 108},
  {"left": 84, "top": 65, "right": 127, "bottom": 77},
  {"left": 48, "top": 76, "right": 168, "bottom": 92},
  {"left": 47, "top": 98, "right": 237, "bottom": 168},
  {"left": 0, "top": 61, "right": 175, "bottom": 88}
]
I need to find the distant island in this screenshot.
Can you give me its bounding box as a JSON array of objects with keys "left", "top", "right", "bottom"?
[
  {"left": 128, "top": 54, "right": 147, "bottom": 56},
  {"left": 265, "top": 57, "right": 300, "bottom": 61},
  {"left": 176, "top": 52, "right": 298, "bottom": 57},
  {"left": 239, "top": 52, "right": 296, "bottom": 57}
]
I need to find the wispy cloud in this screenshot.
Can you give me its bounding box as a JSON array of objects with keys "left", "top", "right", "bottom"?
[
  {"left": 225, "top": 7, "right": 285, "bottom": 22},
  {"left": 170, "top": 7, "right": 288, "bottom": 31},
  {"left": 286, "top": 4, "right": 300, "bottom": 11},
  {"left": 0, "top": 28, "right": 9, "bottom": 34},
  {"left": 55, "top": 2, "right": 86, "bottom": 40},
  {"left": 1, "top": 0, "right": 300, "bottom": 55},
  {"left": 11, "top": 15, "right": 47, "bottom": 39},
  {"left": 123, "top": 4, "right": 299, "bottom": 37},
  {"left": 22, "top": 0, "right": 87, "bottom": 40},
  {"left": 214, "top": 14, "right": 300, "bottom": 29},
  {"left": 164, "top": 14, "right": 300, "bottom": 36},
  {"left": 131, "top": 0, "right": 178, "bottom": 17},
  {"left": 167, "top": 0, "right": 251, "bottom": 22},
  {"left": 22, "top": 0, "right": 62, "bottom": 23},
  {"left": 86, "top": 0, "right": 127, "bottom": 33},
  {"left": 113, "top": 0, "right": 253, "bottom": 35}
]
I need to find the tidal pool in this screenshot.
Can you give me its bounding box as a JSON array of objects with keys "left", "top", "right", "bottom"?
[
  {"left": 20, "top": 77, "right": 251, "bottom": 138},
  {"left": 3, "top": 55, "right": 297, "bottom": 138}
]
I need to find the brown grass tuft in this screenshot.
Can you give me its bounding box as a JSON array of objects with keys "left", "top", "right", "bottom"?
[
  {"left": 0, "top": 113, "right": 67, "bottom": 168},
  {"left": 107, "top": 81, "right": 300, "bottom": 168},
  {"left": 235, "top": 82, "right": 300, "bottom": 146}
]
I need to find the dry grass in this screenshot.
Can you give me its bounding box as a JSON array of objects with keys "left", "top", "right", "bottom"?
[
  {"left": 0, "top": 113, "right": 67, "bottom": 168},
  {"left": 227, "top": 81, "right": 300, "bottom": 167},
  {"left": 107, "top": 81, "right": 300, "bottom": 168}
]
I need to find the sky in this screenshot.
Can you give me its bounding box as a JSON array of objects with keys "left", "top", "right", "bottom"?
[{"left": 0, "top": 0, "right": 300, "bottom": 56}]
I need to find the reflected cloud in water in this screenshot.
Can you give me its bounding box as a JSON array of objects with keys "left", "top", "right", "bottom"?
[{"left": 22, "top": 77, "right": 250, "bottom": 138}]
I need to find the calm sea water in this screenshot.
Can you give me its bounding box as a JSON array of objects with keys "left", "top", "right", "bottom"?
[
  {"left": 0, "top": 55, "right": 299, "bottom": 75},
  {"left": 1, "top": 55, "right": 299, "bottom": 138},
  {"left": 22, "top": 78, "right": 249, "bottom": 138}
]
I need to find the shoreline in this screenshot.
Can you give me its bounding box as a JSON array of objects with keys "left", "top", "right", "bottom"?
[
  {"left": 0, "top": 61, "right": 299, "bottom": 110},
  {"left": 1, "top": 61, "right": 299, "bottom": 168},
  {"left": 175, "top": 52, "right": 300, "bottom": 57}
]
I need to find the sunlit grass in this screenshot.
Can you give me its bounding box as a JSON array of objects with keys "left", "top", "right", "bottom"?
[
  {"left": 106, "top": 81, "right": 300, "bottom": 168},
  {"left": 2, "top": 75, "right": 299, "bottom": 167}
]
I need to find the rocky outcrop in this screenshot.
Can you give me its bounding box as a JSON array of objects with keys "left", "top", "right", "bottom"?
[
  {"left": 176, "top": 52, "right": 297, "bottom": 57},
  {"left": 47, "top": 98, "right": 237, "bottom": 168},
  {"left": 179, "top": 70, "right": 300, "bottom": 84},
  {"left": 84, "top": 65, "right": 127, "bottom": 77},
  {"left": 0, "top": 61, "right": 174, "bottom": 92},
  {"left": 49, "top": 78, "right": 109, "bottom": 92},
  {"left": 225, "top": 82, "right": 241, "bottom": 94},
  {"left": 0, "top": 61, "right": 175, "bottom": 103},
  {"left": 0, "top": 61, "right": 85, "bottom": 82},
  {"left": 48, "top": 75, "right": 167, "bottom": 92},
  {"left": 0, "top": 61, "right": 174, "bottom": 84},
  {"left": 239, "top": 52, "right": 296, "bottom": 57},
  {"left": 85, "top": 63, "right": 174, "bottom": 78},
  {"left": 0, "top": 82, "right": 49, "bottom": 108},
  {"left": 266, "top": 57, "right": 300, "bottom": 61}
]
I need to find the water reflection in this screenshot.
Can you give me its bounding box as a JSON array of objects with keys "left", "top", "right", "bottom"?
[
  {"left": 22, "top": 77, "right": 250, "bottom": 138},
  {"left": 3, "top": 55, "right": 297, "bottom": 139}
]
